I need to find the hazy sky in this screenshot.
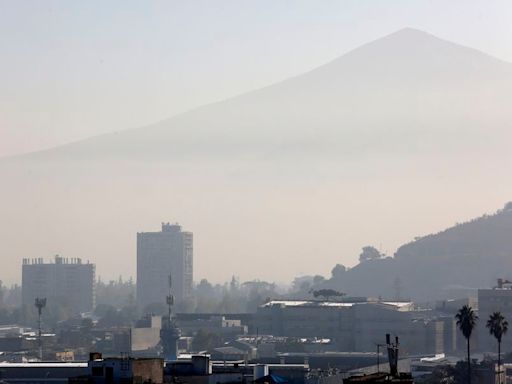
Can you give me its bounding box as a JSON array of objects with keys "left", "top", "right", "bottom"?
[{"left": 1, "top": 0, "right": 512, "bottom": 157}]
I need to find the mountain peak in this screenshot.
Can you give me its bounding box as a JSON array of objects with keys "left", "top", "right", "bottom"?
[
  {"left": 372, "top": 27, "right": 453, "bottom": 49},
  {"left": 320, "top": 26, "right": 505, "bottom": 75},
  {"left": 392, "top": 27, "right": 431, "bottom": 36}
]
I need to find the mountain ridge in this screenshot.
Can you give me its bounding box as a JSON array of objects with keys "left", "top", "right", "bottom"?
[{"left": 4, "top": 28, "right": 512, "bottom": 163}]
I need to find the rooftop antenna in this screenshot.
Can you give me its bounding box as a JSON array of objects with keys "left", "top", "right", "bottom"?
[
  {"left": 34, "top": 297, "right": 46, "bottom": 360},
  {"left": 161, "top": 273, "right": 180, "bottom": 361},
  {"left": 375, "top": 342, "right": 386, "bottom": 373},
  {"left": 166, "top": 274, "right": 174, "bottom": 322}
]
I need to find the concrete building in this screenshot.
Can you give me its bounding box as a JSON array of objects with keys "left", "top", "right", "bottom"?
[
  {"left": 175, "top": 314, "right": 248, "bottom": 339},
  {"left": 477, "top": 279, "right": 512, "bottom": 352},
  {"left": 166, "top": 354, "right": 309, "bottom": 384},
  {"left": 86, "top": 354, "right": 164, "bottom": 384},
  {"left": 131, "top": 315, "right": 162, "bottom": 355},
  {"left": 22, "top": 256, "right": 95, "bottom": 314},
  {"left": 0, "top": 355, "right": 163, "bottom": 384},
  {"left": 137, "top": 223, "right": 193, "bottom": 308},
  {"left": 253, "top": 300, "right": 447, "bottom": 356},
  {"left": 0, "top": 362, "right": 88, "bottom": 384}
]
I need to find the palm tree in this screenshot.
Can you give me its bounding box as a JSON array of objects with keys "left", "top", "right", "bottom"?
[
  {"left": 486, "top": 311, "right": 508, "bottom": 383},
  {"left": 455, "top": 305, "right": 478, "bottom": 384}
]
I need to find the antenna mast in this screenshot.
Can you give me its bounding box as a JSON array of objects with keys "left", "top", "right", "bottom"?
[
  {"left": 166, "top": 274, "right": 174, "bottom": 322},
  {"left": 34, "top": 297, "right": 46, "bottom": 361},
  {"left": 161, "top": 273, "right": 180, "bottom": 361}
]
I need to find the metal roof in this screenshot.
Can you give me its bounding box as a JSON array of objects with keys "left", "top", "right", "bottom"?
[
  {"left": 0, "top": 362, "right": 88, "bottom": 368},
  {"left": 261, "top": 300, "right": 413, "bottom": 309}
]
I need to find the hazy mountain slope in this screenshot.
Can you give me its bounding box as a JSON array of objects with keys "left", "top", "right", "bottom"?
[
  {"left": 1, "top": 28, "right": 512, "bottom": 287},
  {"left": 395, "top": 204, "right": 512, "bottom": 262},
  {"left": 325, "top": 204, "right": 512, "bottom": 301},
  {"left": 16, "top": 28, "right": 512, "bottom": 162}
]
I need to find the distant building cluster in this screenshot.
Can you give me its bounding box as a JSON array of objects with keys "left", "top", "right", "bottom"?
[
  {"left": 20, "top": 221, "right": 194, "bottom": 315},
  {"left": 12, "top": 220, "right": 512, "bottom": 383}
]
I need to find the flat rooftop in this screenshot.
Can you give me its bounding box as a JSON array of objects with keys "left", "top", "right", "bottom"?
[
  {"left": 262, "top": 300, "right": 413, "bottom": 309},
  {"left": 0, "top": 362, "right": 88, "bottom": 368}
]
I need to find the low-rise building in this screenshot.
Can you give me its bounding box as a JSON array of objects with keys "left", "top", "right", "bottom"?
[
  {"left": 253, "top": 300, "right": 448, "bottom": 356},
  {"left": 166, "top": 355, "right": 309, "bottom": 384},
  {"left": 176, "top": 314, "right": 248, "bottom": 338},
  {"left": 86, "top": 354, "right": 163, "bottom": 384}
]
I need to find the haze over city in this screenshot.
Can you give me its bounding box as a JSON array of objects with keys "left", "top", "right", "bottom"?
[
  {"left": 4, "top": 3, "right": 512, "bottom": 383},
  {"left": 1, "top": 0, "right": 512, "bottom": 287}
]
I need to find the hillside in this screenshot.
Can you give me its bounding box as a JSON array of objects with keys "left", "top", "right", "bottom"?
[
  {"left": 1, "top": 28, "right": 512, "bottom": 284},
  {"left": 396, "top": 203, "right": 512, "bottom": 262},
  {"left": 325, "top": 204, "right": 512, "bottom": 301}
]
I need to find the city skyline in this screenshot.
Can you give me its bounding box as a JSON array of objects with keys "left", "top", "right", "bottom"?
[{"left": 1, "top": 3, "right": 511, "bottom": 380}]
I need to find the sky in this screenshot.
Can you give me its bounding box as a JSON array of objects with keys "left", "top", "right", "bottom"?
[{"left": 1, "top": 0, "right": 512, "bottom": 157}]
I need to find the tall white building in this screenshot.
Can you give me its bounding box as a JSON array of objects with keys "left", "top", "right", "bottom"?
[
  {"left": 22, "top": 255, "right": 95, "bottom": 314},
  {"left": 136, "top": 223, "right": 193, "bottom": 309}
]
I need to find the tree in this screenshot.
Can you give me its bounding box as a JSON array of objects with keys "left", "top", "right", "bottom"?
[
  {"left": 311, "top": 289, "right": 345, "bottom": 301},
  {"left": 486, "top": 311, "right": 508, "bottom": 383},
  {"left": 192, "top": 329, "right": 222, "bottom": 352},
  {"left": 229, "top": 276, "right": 239, "bottom": 292},
  {"left": 419, "top": 363, "right": 456, "bottom": 383},
  {"left": 80, "top": 318, "right": 94, "bottom": 350},
  {"left": 291, "top": 276, "right": 314, "bottom": 295},
  {"left": 359, "top": 246, "right": 383, "bottom": 263},
  {"left": 95, "top": 278, "right": 136, "bottom": 309},
  {"left": 455, "top": 305, "right": 478, "bottom": 384},
  {"left": 331, "top": 264, "right": 346, "bottom": 280}
]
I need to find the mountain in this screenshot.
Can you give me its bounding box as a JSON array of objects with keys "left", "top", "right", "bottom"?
[
  {"left": 12, "top": 28, "right": 512, "bottom": 162},
  {"left": 1, "top": 28, "right": 512, "bottom": 286},
  {"left": 324, "top": 203, "right": 512, "bottom": 301}
]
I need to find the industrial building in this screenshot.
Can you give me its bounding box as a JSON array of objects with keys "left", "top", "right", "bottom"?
[
  {"left": 136, "top": 223, "right": 193, "bottom": 308},
  {"left": 175, "top": 313, "right": 248, "bottom": 338},
  {"left": 253, "top": 300, "right": 454, "bottom": 356},
  {"left": 22, "top": 255, "right": 95, "bottom": 314},
  {"left": 0, "top": 355, "right": 163, "bottom": 384}
]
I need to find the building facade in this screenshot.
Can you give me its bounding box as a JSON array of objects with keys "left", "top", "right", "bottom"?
[
  {"left": 477, "top": 279, "right": 512, "bottom": 352},
  {"left": 22, "top": 256, "right": 95, "bottom": 314},
  {"left": 253, "top": 300, "right": 448, "bottom": 356},
  {"left": 136, "top": 223, "right": 193, "bottom": 309}
]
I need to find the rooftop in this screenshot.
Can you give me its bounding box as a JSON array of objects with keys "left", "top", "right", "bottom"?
[
  {"left": 0, "top": 362, "right": 88, "bottom": 368},
  {"left": 262, "top": 300, "right": 413, "bottom": 310}
]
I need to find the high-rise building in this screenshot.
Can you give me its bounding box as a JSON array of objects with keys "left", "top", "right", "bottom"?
[
  {"left": 22, "top": 256, "right": 95, "bottom": 314},
  {"left": 136, "top": 223, "right": 193, "bottom": 309}
]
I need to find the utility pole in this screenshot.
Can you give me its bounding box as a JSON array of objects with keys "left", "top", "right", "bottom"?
[
  {"left": 34, "top": 297, "right": 46, "bottom": 361},
  {"left": 375, "top": 343, "right": 386, "bottom": 373},
  {"left": 166, "top": 275, "right": 173, "bottom": 322}
]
